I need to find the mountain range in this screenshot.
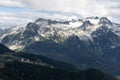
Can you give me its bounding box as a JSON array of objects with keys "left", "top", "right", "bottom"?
[{"left": 1, "top": 16, "right": 120, "bottom": 75}]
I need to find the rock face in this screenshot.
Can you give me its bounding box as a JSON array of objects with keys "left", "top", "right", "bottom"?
[
  {"left": 80, "top": 20, "right": 93, "bottom": 30},
  {"left": 1, "top": 17, "right": 120, "bottom": 75},
  {"left": 99, "top": 17, "right": 112, "bottom": 24}
]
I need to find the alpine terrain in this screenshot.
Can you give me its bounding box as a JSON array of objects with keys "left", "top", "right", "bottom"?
[{"left": 1, "top": 16, "right": 120, "bottom": 75}]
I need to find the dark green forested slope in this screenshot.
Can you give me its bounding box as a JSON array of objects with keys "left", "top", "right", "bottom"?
[
  {"left": 0, "top": 61, "right": 117, "bottom": 80},
  {"left": 0, "top": 43, "right": 118, "bottom": 80}
]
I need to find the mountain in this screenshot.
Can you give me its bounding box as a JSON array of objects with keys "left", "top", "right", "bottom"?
[
  {"left": 0, "top": 44, "right": 13, "bottom": 54},
  {"left": 1, "top": 16, "right": 120, "bottom": 75},
  {"left": 0, "top": 44, "right": 117, "bottom": 80}
]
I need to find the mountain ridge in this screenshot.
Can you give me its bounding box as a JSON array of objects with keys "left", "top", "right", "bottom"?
[{"left": 1, "top": 16, "right": 120, "bottom": 75}]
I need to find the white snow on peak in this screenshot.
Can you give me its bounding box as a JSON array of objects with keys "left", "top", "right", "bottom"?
[
  {"left": 69, "top": 21, "right": 83, "bottom": 28},
  {"left": 87, "top": 18, "right": 99, "bottom": 25},
  {"left": 2, "top": 17, "right": 120, "bottom": 48},
  {"left": 86, "top": 24, "right": 102, "bottom": 33}
]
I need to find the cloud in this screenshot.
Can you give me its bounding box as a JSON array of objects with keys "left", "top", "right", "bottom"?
[
  {"left": 0, "top": 12, "right": 33, "bottom": 28},
  {"left": 23, "top": 0, "right": 120, "bottom": 18},
  {"left": 0, "top": 11, "right": 79, "bottom": 28},
  {"left": 0, "top": 0, "right": 120, "bottom": 28},
  {"left": 0, "top": 0, "right": 120, "bottom": 19},
  {"left": 0, "top": 0, "right": 25, "bottom": 7}
]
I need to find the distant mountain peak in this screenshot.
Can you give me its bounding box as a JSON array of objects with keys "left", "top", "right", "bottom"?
[
  {"left": 35, "top": 18, "right": 49, "bottom": 22},
  {"left": 23, "top": 22, "right": 40, "bottom": 37},
  {"left": 26, "top": 22, "right": 39, "bottom": 29},
  {"left": 86, "top": 16, "right": 99, "bottom": 19},
  {"left": 99, "top": 17, "right": 112, "bottom": 25},
  {"left": 80, "top": 20, "right": 93, "bottom": 30}
]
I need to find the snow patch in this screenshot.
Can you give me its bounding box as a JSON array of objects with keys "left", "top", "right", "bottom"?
[
  {"left": 34, "top": 36, "right": 39, "bottom": 41},
  {"left": 87, "top": 19, "right": 99, "bottom": 25},
  {"left": 86, "top": 24, "right": 102, "bottom": 32},
  {"left": 9, "top": 45, "right": 23, "bottom": 50},
  {"left": 69, "top": 21, "right": 83, "bottom": 28}
]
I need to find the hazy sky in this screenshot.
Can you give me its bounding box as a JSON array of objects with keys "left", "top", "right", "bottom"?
[{"left": 0, "top": 0, "right": 120, "bottom": 28}]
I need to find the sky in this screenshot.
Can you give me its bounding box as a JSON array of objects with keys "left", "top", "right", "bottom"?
[{"left": 0, "top": 0, "right": 120, "bottom": 28}]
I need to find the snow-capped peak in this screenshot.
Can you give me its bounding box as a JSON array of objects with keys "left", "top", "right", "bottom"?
[
  {"left": 86, "top": 17, "right": 99, "bottom": 25},
  {"left": 99, "top": 17, "right": 112, "bottom": 25},
  {"left": 1, "top": 16, "right": 120, "bottom": 51}
]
